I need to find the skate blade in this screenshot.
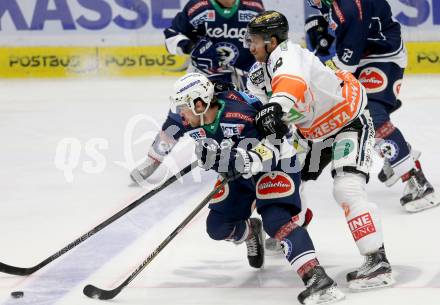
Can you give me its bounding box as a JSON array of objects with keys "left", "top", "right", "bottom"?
[
  {"left": 404, "top": 193, "right": 440, "bottom": 213},
  {"left": 303, "top": 285, "right": 345, "bottom": 305},
  {"left": 348, "top": 273, "right": 395, "bottom": 291}
]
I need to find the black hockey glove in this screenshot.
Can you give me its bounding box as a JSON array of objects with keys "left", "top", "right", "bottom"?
[
  {"left": 177, "top": 39, "right": 195, "bottom": 55},
  {"left": 195, "top": 139, "right": 255, "bottom": 180},
  {"left": 255, "top": 103, "right": 289, "bottom": 139},
  {"left": 305, "top": 15, "right": 335, "bottom": 56}
]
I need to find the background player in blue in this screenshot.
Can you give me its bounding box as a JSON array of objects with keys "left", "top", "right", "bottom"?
[
  {"left": 167, "top": 72, "right": 344, "bottom": 305},
  {"left": 130, "top": 0, "right": 265, "bottom": 182},
  {"left": 164, "top": 0, "right": 264, "bottom": 90},
  {"left": 305, "top": 0, "right": 439, "bottom": 213}
]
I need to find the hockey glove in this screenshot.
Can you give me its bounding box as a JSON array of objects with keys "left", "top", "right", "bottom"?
[
  {"left": 130, "top": 156, "right": 161, "bottom": 184},
  {"left": 190, "top": 38, "right": 224, "bottom": 75},
  {"left": 305, "top": 15, "right": 335, "bottom": 56},
  {"left": 255, "top": 103, "right": 289, "bottom": 140}
]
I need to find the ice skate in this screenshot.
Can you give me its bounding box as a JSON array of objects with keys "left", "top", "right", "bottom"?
[
  {"left": 347, "top": 245, "right": 395, "bottom": 290},
  {"left": 298, "top": 266, "right": 345, "bottom": 305},
  {"left": 245, "top": 218, "right": 265, "bottom": 269},
  {"left": 401, "top": 168, "right": 440, "bottom": 213}
]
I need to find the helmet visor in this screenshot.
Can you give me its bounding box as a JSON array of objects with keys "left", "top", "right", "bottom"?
[{"left": 244, "top": 31, "right": 270, "bottom": 49}]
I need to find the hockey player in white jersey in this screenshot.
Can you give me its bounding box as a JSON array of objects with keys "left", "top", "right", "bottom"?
[{"left": 245, "top": 10, "right": 394, "bottom": 292}]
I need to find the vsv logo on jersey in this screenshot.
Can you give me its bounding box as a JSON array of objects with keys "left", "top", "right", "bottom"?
[
  {"left": 348, "top": 213, "right": 376, "bottom": 241},
  {"left": 358, "top": 67, "right": 388, "bottom": 93},
  {"left": 220, "top": 123, "right": 245, "bottom": 137},
  {"left": 206, "top": 24, "right": 247, "bottom": 42},
  {"left": 238, "top": 10, "right": 259, "bottom": 22},
  {"left": 190, "top": 10, "right": 216, "bottom": 27},
  {"left": 188, "top": 128, "right": 207, "bottom": 140}
]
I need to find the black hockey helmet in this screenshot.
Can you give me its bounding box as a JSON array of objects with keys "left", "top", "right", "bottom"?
[{"left": 247, "top": 10, "right": 289, "bottom": 43}]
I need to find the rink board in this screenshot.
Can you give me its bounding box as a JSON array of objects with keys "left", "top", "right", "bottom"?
[{"left": 0, "top": 42, "right": 439, "bottom": 78}]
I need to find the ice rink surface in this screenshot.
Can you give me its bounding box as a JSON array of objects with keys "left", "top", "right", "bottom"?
[{"left": 0, "top": 75, "right": 439, "bottom": 305}]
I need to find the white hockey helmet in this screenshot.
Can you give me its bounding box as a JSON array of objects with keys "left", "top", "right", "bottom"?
[{"left": 170, "top": 73, "right": 215, "bottom": 123}]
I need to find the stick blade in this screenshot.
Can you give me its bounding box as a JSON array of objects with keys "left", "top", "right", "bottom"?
[
  {"left": 0, "top": 262, "right": 35, "bottom": 276},
  {"left": 83, "top": 284, "right": 120, "bottom": 300}
]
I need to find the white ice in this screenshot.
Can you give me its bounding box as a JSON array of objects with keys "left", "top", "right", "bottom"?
[{"left": 0, "top": 75, "right": 439, "bottom": 305}]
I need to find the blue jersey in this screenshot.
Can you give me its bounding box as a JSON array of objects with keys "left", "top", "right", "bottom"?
[
  {"left": 164, "top": 0, "right": 264, "bottom": 72},
  {"left": 318, "top": 0, "right": 405, "bottom": 72}
]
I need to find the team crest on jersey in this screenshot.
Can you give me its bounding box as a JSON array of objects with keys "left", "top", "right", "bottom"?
[
  {"left": 220, "top": 123, "right": 245, "bottom": 137},
  {"left": 209, "top": 179, "right": 229, "bottom": 204},
  {"left": 393, "top": 79, "right": 402, "bottom": 97},
  {"left": 216, "top": 42, "right": 239, "bottom": 65},
  {"left": 256, "top": 172, "right": 295, "bottom": 199},
  {"left": 187, "top": 128, "right": 207, "bottom": 140},
  {"left": 378, "top": 139, "right": 399, "bottom": 161},
  {"left": 190, "top": 10, "right": 215, "bottom": 27},
  {"left": 358, "top": 67, "right": 388, "bottom": 93},
  {"left": 238, "top": 10, "right": 259, "bottom": 22}
]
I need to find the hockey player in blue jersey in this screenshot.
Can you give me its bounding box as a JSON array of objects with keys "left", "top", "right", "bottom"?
[
  {"left": 164, "top": 0, "right": 264, "bottom": 90},
  {"left": 130, "top": 0, "right": 265, "bottom": 183},
  {"left": 166, "top": 72, "right": 344, "bottom": 304},
  {"left": 305, "top": 0, "right": 439, "bottom": 213}
]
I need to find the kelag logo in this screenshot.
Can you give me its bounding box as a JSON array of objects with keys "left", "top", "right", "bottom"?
[
  {"left": 0, "top": 0, "right": 181, "bottom": 30},
  {"left": 395, "top": 0, "right": 440, "bottom": 26}
]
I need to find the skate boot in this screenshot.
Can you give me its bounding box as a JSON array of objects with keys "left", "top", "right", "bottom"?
[
  {"left": 401, "top": 168, "right": 440, "bottom": 213},
  {"left": 346, "top": 245, "right": 395, "bottom": 290},
  {"left": 298, "top": 266, "right": 345, "bottom": 305},
  {"left": 265, "top": 208, "right": 314, "bottom": 254},
  {"left": 245, "top": 218, "right": 265, "bottom": 268}
]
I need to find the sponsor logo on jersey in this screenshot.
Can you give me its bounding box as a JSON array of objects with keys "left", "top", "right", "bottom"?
[
  {"left": 220, "top": 123, "right": 245, "bottom": 137},
  {"left": 252, "top": 144, "right": 273, "bottom": 161},
  {"left": 190, "top": 10, "right": 215, "bottom": 27},
  {"left": 209, "top": 179, "right": 229, "bottom": 204},
  {"left": 358, "top": 67, "right": 388, "bottom": 93},
  {"left": 300, "top": 110, "right": 352, "bottom": 139},
  {"left": 286, "top": 108, "right": 305, "bottom": 122},
  {"left": 393, "top": 79, "right": 402, "bottom": 97},
  {"left": 225, "top": 112, "right": 254, "bottom": 122},
  {"left": 256, "top": 172, "right": 295, "bottom": 199},
  {"left": 188, "top": 1, "right": 210, "bottom": 16},
  {"left": 206, "top": 24, "right": 247, "bottom": 42},
  {"left": 238, "top": 10, "right": 259, "bottom": 22},
  {"left": 187, "top": 128, "right": 207, "bottom": 140},
  {"left": 348, "top": 213, "right": 376, "bottom": 241},
  {"left": 226, "top": 92, "right": 245, "bottom": 102},
  {"left": 249, "top": 67, "right": 264, "bottom": 85}
]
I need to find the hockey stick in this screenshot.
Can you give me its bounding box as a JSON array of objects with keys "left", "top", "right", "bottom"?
[
  {"left": 83, "top": 177, "right": 229, "bottom": 300},
  {"left": 0, "top": 161, "right": 198, "bottom": 276}
]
